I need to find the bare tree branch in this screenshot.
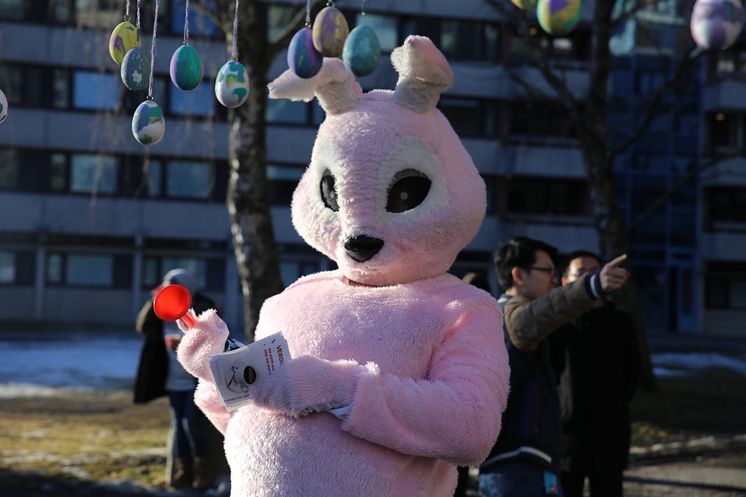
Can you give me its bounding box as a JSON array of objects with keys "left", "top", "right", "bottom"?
[
  {"left": 189, "top": 0, "right": 232, "bottom": 32},
  {"left": 507, "top": 70, "right": 552, "bottom": 100},
  {"left": 608, "top": 43, "right": 701, "bottom": 160},
  {"left": 485, "top": 0, "right": 584, "bottom": 122},
  {"left": 627, "top": 152, "right": 739, "bottom": 233}
]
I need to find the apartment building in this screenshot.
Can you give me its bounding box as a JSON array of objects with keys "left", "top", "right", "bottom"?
[{"left": 0, "top": 0, "right": 742, "bottom": 335}]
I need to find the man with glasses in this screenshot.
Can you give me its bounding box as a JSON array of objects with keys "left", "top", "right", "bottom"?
[
  {"left": 551, "top": 251, "right": 641, "bottom": 497},
  {"left": 480, "top": 237, "right": 629, "bottom": 497}
]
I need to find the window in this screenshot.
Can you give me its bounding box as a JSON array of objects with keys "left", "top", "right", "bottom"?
[
  {"left": 143, "top": 256, "right": 224, "bottom": 293},
  {"left": 75, "top": 0, "right": 120, "bottom": 29},
  {"left": 0, "top": 149, "right": 19, "bottom": 189},
  {"left": 73, "top": 71, "right": 120, "bottom": 111},
  {"left": 49, "top": 153, "right": 68, "bottom": 192},
  {"left": 507, "top": 177, "right": 588, "bottom": 216},
  {"left": 707, "top": 188, "right": 746, "bottom": 226},
  {"left": 267, "top": 99, "right": 309, "bottom": 124},
  {"left": 439, "top": 98, "right": 498, "bottom": 138},
  {"left": 171, "top": 0, "right": 217, "bottom": 37},
  {"left": 52, "top": 69, "right": 70, "bottom": 109},
  {"left": 0, "top": 251, "right": 15, "bottom": 283},
  {"left": 47, "top": 253, "right": 63, "bottom": 284},
  {"left": 355, "top": 13, "right": 398, "bottom": 52},
  {"left": 70, "top": 154, "right": 118, "bottom": 194},
  {"left": 280, "top": 260, "right": 319, "bottom": 287},
  {"left": 167, "top": 160, "right": 212, "bottom": 199},
  {"left": 146, "top": 159, "right": 163, "bottom": 197},
  {"left": 267, "top": 4, "right": 296, "bottom": 42},
  {"left": 441, "top": 21, "right": 483, "bottom": 61},
  {"left": 509, "top": 102, "right": 577, "bottom": 141},
  {"left": 0, "top": 65, "right": 23, "bottom": 105},
  {"left": 706, "top": 263, "right": 746, "bottom": 310},
  {"left": 66, "top": 254, "right": 114, "bottom": 286},
  {"left": 170, "top": 81, "right": 214, "bottom": 116},
  {"left": 709, "top": 112, "right": 739, "bottom": 150},
  {"left": 0, "top": 0, "right": 24, "bottom": 20},
  {"left": 268, "top": 164, "right": 304, "bottom": 205}
]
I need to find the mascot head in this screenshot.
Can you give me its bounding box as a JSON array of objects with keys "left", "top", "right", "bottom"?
[{"left": 269, "top": 36, "right": 486, "bottom": 286}]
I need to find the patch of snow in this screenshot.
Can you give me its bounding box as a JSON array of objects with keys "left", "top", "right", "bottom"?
[{"left": 652, "top": 352, "right": 746, "bottom": 376}]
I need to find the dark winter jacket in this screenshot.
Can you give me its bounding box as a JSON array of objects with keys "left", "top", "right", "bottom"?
[
  {"left": 133, "top": 292, "right": 217, "bottom": 404},
  {"left": 482, "top": 274, "right": 600, "bottom": 474},
  {"left": 550, "top": 305, "right": 641, "bottom": 472}
]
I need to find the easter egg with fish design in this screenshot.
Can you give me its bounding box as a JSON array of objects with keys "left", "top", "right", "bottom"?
[
  {"left": 132, "top": 100, "right": 165, "bottom": 145},
  {"left": 215, "top": 59, "right": 250, "bottom": 108}
]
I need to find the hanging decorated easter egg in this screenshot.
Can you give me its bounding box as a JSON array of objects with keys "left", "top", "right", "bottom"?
[
  {"left": 343, "top": 25, "right": 381, "bottom": 77},
  {"left": 312, "top": 6, "right": 349, "bottom": 57},
  {"left": 215, "top": 59, "right": 250, "bottom": 108},
  {"left": 120, "top": 47, "right": 150, "bottom": 91},
  {"left": 132, "top": 100, "right": 165, "bottom": 145},
  {"left": 288, "top": 27, "right": 323, "bottom": 79},
  {"left": 691, "top": 0, "right": 744, "bottom": 50},
  {"left": 0, "top": 89, "right": 8, "bottom": 124},
  {"left": 109, "top": 21, "right": 140, "bottom": 65},
  {"left": 170, "top": 44, "right": 204, "bottom": 91},
  {"left": 511, "top": 0, "right": 537, "bottom": 8},
  {"left": 537, "top": 0, "right": 582, "bottom": 35}
]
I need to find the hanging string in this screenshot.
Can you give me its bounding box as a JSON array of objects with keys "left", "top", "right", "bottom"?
[
  {"left": 124, "top": 0, "right": 131, "bottom": 21},
  {"left": 184, "top": 0, "right": 190, "bottom": 44},
  {"left": 231, "top": 0, "right": 240, "bottom": 60},
  {"left": 148, "top": 0, "right": 160, "bottom": 100},
  {"left": 136, "top": 0, "right": 141, "bottom": 29},
  {"left": 361, "top": 0, "right": 366, "bottom": 16},
  {"left": 305, "top": 0, "right": 311, "bottom": 26}
]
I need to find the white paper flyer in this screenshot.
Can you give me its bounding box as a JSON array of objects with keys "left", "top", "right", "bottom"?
[{"left": 208, "top": 331, "right": 291, "bottom": 411}]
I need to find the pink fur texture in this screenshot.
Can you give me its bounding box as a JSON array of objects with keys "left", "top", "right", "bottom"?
[{"left": 177, "top": 36, "right": 510, "bottom": 497}]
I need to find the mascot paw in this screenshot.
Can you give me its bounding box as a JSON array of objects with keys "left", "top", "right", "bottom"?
[
  {"left": 251, "top": 355, "right": 377, "bottom": 417},
  {"left": 176, "top": 309, "right": 230, "bottom": 381}
]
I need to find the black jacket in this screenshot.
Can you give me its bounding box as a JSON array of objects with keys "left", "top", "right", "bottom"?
[
  {"left": 133, "top": 292, "right": 217, "bottom": 404},
  {"left": 482, "top": 295, "right": 563, "bottom": 473},
  {"left": 550, "top": 305, "right": 641, "bottom": 472}
]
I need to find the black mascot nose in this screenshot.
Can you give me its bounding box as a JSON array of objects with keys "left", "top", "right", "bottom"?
[{"left": 344, "top": 235, "right": 384, "bottom": 262}]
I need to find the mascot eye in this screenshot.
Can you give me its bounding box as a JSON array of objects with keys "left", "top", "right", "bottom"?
[
  {"left": 386, "top": 169, "right": 431, "bottom": 213},
  {"left": 320, "top": 170, "right": 339, "bottom": 211}
]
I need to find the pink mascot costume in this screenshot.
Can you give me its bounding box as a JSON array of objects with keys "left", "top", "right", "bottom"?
[{"left": 177, "top": 36, "right": 510, "bottom": 497}]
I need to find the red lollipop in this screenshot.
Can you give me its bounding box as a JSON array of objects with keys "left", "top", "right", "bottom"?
[{"left": 153, "top": 284, "right": 196, "bottom": 328}]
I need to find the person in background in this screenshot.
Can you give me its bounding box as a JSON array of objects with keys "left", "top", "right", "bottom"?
[
  {"left": 133, "top": 268, "right": 217, "bottom": 491},
  {"left": 551, "top": 251, "right": 641, "bottom": 497},
  {"left": 480, "top": 237, "right": 629, "bottom": 497}
]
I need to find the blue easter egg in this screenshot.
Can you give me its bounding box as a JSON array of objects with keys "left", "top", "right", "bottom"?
[
  {"left": 215, "top": 60, "right": 250, "bottom": 108},
  {"left": 170, "top": 44, "right": 204, "bottom": 91},
  {"left": 132, "top": 100, "right": 165, "bottom": 145},
  {"left": 343, "top": 25, "right": 381, "bottom": 77},
  {"left": 121, "top": 47, "right": 150, "bottom": 91},
  {"left": 288, "top": 27, "right": 323, "bottom": 79}
]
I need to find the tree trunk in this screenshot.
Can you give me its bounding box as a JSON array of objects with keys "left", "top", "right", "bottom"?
[{"left": 227, "top": 72, "right": 283, "bottom": 342}]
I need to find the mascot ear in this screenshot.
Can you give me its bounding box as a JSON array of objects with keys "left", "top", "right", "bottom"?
[
  {"left": 268, "top": 58, "right": 362, "bottom": 115},
  {"left": 392, "top": 35, "right": 453, "bottom": 113}
]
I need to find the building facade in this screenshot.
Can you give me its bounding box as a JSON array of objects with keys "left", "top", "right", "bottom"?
[{"left": 0, "top": 0, "right": 743, "bottom": 335}]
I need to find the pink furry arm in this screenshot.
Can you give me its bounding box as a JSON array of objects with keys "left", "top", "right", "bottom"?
[
  {"left": 340, "top": 303, "right": 509, "bottom": 465},
  {"left": 194, "top": 380, "right": 233, "bottom": 435},
  {"left": 251, "top": 355, "right": 378, "bottom": 418},
  {"left": 176, "top": 309, "right": 230, "bottom": 381}
]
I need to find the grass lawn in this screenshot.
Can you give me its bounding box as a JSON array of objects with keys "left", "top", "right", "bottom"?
[{"left": 0, "top": 366, "right": 744, "bottom": 494}]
